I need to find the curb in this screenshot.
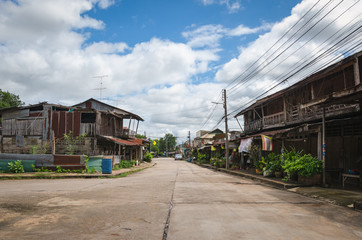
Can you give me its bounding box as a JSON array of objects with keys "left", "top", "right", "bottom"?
[
  {"left": 0, "top": 162, "right": 156, "bottom": 180},
  {"left": 196, "top": 163, "right": 301, "bottom": 190}
]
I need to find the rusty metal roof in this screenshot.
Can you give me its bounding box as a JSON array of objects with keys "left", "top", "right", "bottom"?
[{"left": 100, "top": 135, "right": 142, "bottom": 146}]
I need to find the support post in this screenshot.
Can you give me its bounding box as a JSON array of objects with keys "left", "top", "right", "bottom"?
[
  {"left": 322, "top": 106, "right": 326, "bottom": 185},
  {"left": 223, "top": 89, "right": 229, "bottom": 169},
  {"left": 354, "top": 56, "right": 360, "bottom": 85}
]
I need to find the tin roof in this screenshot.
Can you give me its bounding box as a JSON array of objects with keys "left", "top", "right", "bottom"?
[{"left": 100, "top": 135, "right": 142, "bottom": 146}]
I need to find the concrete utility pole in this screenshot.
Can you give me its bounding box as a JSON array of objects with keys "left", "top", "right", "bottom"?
[{"left": 223, "top": 89, "right": 229, "bottom": 169}]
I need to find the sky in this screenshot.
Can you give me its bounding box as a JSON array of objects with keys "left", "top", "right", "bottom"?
[{"left": 1, "top": 0, "right": 361, "bottom": 143}]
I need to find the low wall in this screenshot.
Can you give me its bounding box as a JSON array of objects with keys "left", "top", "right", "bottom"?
[{"left": 0, "top": 153, "right": 54, "bottom": 167}]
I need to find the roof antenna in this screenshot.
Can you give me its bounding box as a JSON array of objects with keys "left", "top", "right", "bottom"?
[{"left": 93, "top": 75, "right": 108, "bottom": 100}]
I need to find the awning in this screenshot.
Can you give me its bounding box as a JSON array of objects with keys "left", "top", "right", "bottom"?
[{"left": 100, "top": 136, "right": 142, "bottom": 146}]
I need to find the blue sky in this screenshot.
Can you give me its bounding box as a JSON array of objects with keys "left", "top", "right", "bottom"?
[{"left": 1, "top": 0, "right": 361, "bottom": 142}]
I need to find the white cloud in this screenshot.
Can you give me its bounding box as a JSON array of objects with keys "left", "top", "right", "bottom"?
[
  {"left": 200, "top": 0, "right": 242, "bottom": 13},
  {"left": 1, "top": 0, "right": 361, "bottom": 143},
  {"left": 216, "top": 0, "right": 362, "bottom": 115},
  {"left": 183, "top": 23, "right": 271, "bottom": 48}
]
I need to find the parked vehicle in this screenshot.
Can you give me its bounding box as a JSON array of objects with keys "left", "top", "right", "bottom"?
[{"left": 175, "top": 154, "right": 183, "bottom": 160}]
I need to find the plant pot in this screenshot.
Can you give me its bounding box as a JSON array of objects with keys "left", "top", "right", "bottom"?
[
  {"left": 255, "top": 169, "right": 262, "bottom": 175},
  {"left": 298, "top": 174, "right": 322, "bottom": 185},
  {"left": 275, "top": 171, "right": 282, "bottom": 178}
]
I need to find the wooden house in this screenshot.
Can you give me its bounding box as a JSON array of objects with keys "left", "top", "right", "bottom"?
[
  {"left": 0, "top": 98, "right": 144, "bottom": 162},
  {"left": 235, "top": 51, "right": 362, "bottom": 184}
]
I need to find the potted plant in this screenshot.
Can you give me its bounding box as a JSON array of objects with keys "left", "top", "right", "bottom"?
[
  {"left": 295, "top": 154, "right": 323, "bottom": 185},
  {"left": 254, "top": 158, "right": 265, "bottom": 175},
  {"left": 283, "top": 150, "right": 322, "bottom": 184}
]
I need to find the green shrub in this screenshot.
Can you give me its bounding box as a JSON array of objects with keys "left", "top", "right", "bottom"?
[
  {"left": 214, "top": 158, "right": 226, "bottom": 168},
  {"left": 144, "top": 152, "right": 153, "bottom": 162},
  {"left": 35, "top": 167, "right": 52, "bottom": 172},
  {"left": 55, "top": 166, "right": 71, "bottom": 173},
  {"left": 196, "top": 153, "right": 208, "bottom": 164},
  {"left": 119, "top": 160, "right": 135, "bottom": 168},
  {"left": 263, "top": 153, "right": 283, "bottom": 172},
  {"left": 284, "top": 154, "right": 322, "bottom": 177},
  {"left": 8, "top": 160, "right": 25, "bottom": 173}
]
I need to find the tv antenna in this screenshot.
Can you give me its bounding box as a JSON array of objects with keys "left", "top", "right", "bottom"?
[{"left": 93, "top": 75, "right": 108, "bottom": 100}]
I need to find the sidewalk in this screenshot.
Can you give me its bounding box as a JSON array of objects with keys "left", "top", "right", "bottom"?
[
  {"left": 198, "top": 163, "right": 362, "bottom": 210},
  {"left": 0, "top": 162, "right": 156, "bottom": 180}
]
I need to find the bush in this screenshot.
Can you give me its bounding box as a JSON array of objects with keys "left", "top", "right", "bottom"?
[
  {"left": 214, "top": 158, "right": 226, "bottom": 168},
  {"left": 197, "top": 153, "right": 208, "bottom": 164},
  {"left": 144, "top": 152, "right": 153, "bottom": 162},
  {"left": 264, "top": 153, "right": 283, "bottom": 172},
  {"left": 119, "top": 160, "right": 135, "bottom": 168},
  {"left": 8, "top": 160, "right": 25, "bottom": 173},
  {"left": 284, "top": 154, "right": 322, "bottom": 177}
]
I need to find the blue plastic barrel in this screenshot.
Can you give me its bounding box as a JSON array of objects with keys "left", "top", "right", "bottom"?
[{"left": 102, "top": 158, "right": 113, "bottom": 174}]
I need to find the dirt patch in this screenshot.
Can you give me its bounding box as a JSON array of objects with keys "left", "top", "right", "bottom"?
[
  {"left": 38, "top": 197, "right": 96, "bottom": 207},
  {"left": 13, "top": 213, "right": 62, "bottom": 230},
  {"left": 0, "top": 203, "right": 36, "bottom": 212}
]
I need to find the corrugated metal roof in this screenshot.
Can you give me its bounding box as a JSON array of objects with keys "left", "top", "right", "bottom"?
[{"left": 101, "top": 136, "right": 142, "bottom": 146}]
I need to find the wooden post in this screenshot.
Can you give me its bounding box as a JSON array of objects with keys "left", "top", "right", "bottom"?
[
  {"left": 223, "top": 89, "right": 229, "bottom": 169},
  {"left": 322, "top": 106, "right": 326, "bottom": 185},
  {"left": 283, "top": 96, "right": 287, "bottom": 123},
  {"left": 354, "top": 56, "right": 360, "bottom": 85},
  {"left": 52, "top": 130, "right": 56, "bottom": 155}
]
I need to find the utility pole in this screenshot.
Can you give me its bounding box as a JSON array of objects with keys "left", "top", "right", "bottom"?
[
  {"left": 223, "top": 89, "right": 229, "bottom": 169},
  {"left": 188, "top": 131, "right": 191, "bottom": 159},
  {"left": 166, "top": 140, "right": 168, "bottom": 157}
]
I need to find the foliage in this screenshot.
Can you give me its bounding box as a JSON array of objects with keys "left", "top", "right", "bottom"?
[
  {"left": 196, "top": 153, "right": 208, "bottom": 164},
  {"left": 119, "top": 160, "right": 136, "bottom": 169},
  {"left": 64, "top": 131, "right": 86, "bottom": 155},
  {"left": 264, "top": 153, "right": 283, "bottom": 172},
  {"left": 55, "top": 166, "right": 71, "bottom": 173},
  {"left": 144, "top": 152, "right": 153, "bottom": 162},
  {"left": 150, "top": 139, "right": 159, "bottom": 154},
  {"left": 283, "top": 154, "right": 322, "bottom": 177},
  {"left": 248, "top": 144, "right": 261, "bottom": 167},
  {"left": 30, "top": 144, "right": 48, "bottom": 154},
  {"left": 135, "top": 134, "right": 147, "bottom": 139},
  {"left": 8, "top": 160, "right": 25, "bottom": 173},
  {"left": 254, "top": 157, "right": 266, "bottom": 171},
  {"left": 0, "top": 89, "right": 24, "bottom": 123},
  {"left": 214, "top": 158, "right": 226, "bottom": 168},
  {"left": 34, "top": 167, "right": 52, "bottom": 172},
  {"left": 192, "top": 149, "right": 198, "bottom": 158},
  {"left": 158, "top": 133, "right": 177, "bottom": 153},
  {"left": 0, "top": 89, "right": 23, "bottom": 109}
]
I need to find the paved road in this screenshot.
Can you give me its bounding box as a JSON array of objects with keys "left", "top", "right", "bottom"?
[{"left": 1, "top": 158, "right": 362, "bottom": 240}]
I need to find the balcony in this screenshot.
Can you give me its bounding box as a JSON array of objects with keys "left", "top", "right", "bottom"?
[
  {"left": 121, "top": 128, "right": 136, "bottom": 138},
  {"left": 243, "top": 103, "right": 360, "bottom": 133}
]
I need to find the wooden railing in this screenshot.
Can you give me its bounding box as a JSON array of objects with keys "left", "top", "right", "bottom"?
[
  {"left": 243, "top": 103, "right": 359, "bottom": 132},
  {"left": 264, "top": 112, "right": 285, "bottom": 126},
  {"left": 244, "top": 119, "right": 262, "bottom": 133}
]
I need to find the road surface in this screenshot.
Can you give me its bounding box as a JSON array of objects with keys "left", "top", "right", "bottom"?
[{"left": 1, "top": 158, "right": 362, "bottom": 239}]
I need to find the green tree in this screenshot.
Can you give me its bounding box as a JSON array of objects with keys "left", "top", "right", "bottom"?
[
  {"left": 0, "top": 89, "right": 24, "bottom": 124},
  {"left": 158, "top": 133, "right": 176, "bottom": 153},
  {"left": 0, "top": 89, "right": 24, "bottom": 109},
  {"left": 150, "top": 139, "right": 159, "bottom": 153},
  {"left": 135, "top": 134, "right": 147, "bottom": 139}
]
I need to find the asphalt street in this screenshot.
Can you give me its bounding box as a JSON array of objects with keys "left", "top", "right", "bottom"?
[{"left": 1, "top": 158, "right": 362, "bottom": 240}]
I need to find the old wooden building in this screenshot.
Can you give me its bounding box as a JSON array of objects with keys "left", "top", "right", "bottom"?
[
  {"left": 235, "top": 51, "right": 362, "bottom": 184},
  {"left": 0, "top": 98, "right": 144, "bottom": 161}
]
